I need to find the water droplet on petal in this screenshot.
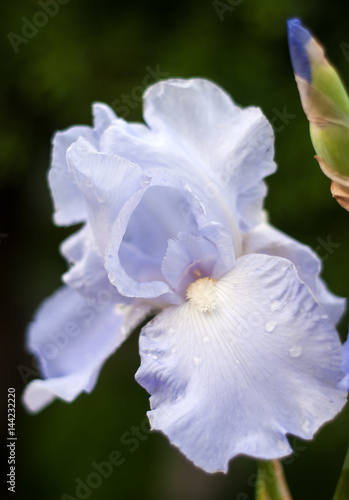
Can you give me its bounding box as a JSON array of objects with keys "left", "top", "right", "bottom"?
[
  {"left": 96, "top": 194, "right": 106, "bottom": 203},
  {"left": 171, "top": 345, "right": 178, "bottom": 354},
  {"left": 289, "top": 346, "right": 302, "bottom": 358},
  {"left": 84, "top": 178, "right": 93, "bottom": 187},
  {"left": 271, "top": 300, "right": 281, "bottom": 311},
  {"left": 265, "top": 320, "right": 277, "bottom": 332},
  {"left": 193, "top": 356, "right": 203, "bottom": 366},
  {"left": 148, "top": 352, "right": 158, "bottom": 360},
  {"left": 201, "top": 336, "right": 210, "bottom": 344}
]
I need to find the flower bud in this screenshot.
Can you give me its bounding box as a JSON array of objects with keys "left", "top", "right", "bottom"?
[{"left": 287, "top": 19, "right": 349, "bottom": 209}]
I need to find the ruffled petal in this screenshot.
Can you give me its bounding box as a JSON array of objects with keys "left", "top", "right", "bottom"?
[
  {"left": 92, "top": 103, "right": 117, "bottom": 136},
  {"left": 338, "top": 335, "right": 349, "bottom": 390},
  {"left": 48, "top": 103, "right": 116, "bottom": 227},
  {"left": 49, "top": 126, "right": 94, "bottom": 226},
  {"left": 136, "top": 254, "right": 346, "bottom": 472},
  {"left": 143, "top": 78, "right": 276, "bottom": 231},
  {"left": 60, "top": 224, "right": 129, "bottom": 304},
  {"left": 23, "top": 286, "right": 130, "bottom": 413},
  {"left": 105, "top": 172, "right": 235, "bottom": 301},
  {"left": 66, "top": 137, "right": 151, "bottom": 252},
  {"left": 243, "top": 222, "right": 346, "bottom": 325}
]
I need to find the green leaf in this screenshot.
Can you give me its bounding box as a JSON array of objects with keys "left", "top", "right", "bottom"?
[{"left": 333, "top": 446, "right": 349, "bottom": 500}]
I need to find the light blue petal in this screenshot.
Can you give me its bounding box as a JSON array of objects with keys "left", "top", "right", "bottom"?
[
  {"left": 243, "top": 222, "right": 346, "bottom": 325},
  {"left": 48, "top": 103, "right": 116, "bottom": 227},
  {"left": 161, "top": 232, "right": 219, "bottom": 293},
  {"left": 61, "top": 224, "right": 130, "bottom": 304},
  {"left": 105, "top": 168, "right": 235, "bottom": 301},
  {"left": 92, "top": 103, "right": 117, "bottom": 137},
  {"left": 143, "top": 78, "right": 276, "bottom": 232},
  {"left": 100, "top": 79, "right": 275, "bottom": 238},
  {"left": 338, "top": 334, "right": 349, "bottom": 390},
  {"left": 287, "top": 18, "right": 312, "bottom": 82},
  {"left": 23, "top": 286, "right": 132, "bottom": 413},
  {"left": 49, "top": 126, "right": 94, "bottom": 226},
  {"left": 136, "top": 254, "right": 346, "bottom": 472},
  {"left": 66, "top": 137, "right": 151, "bottom": 253}
]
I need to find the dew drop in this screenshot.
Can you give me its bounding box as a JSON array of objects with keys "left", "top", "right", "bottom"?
[
  {"left": 171, "top": 345, "right": 178, "bottom": 354},
  {"left": 193, "top": 356, "right": 203, "bottom": 366},
  {"left": 264, "top": 320, "right": 277, "bottom": 332},
  {"left": 289, "top": 346, "right": 302, "bottom": 358},
  {"left": 148, "top": 352, "right": 158, "bottom": 360},
  {"left": 270, "top": 300, "right": 281, "bottom": 311},
  {"left": 201, "top": 336, "right": 210, "bottom": 344},
  {"left": 84, "top": 178, "right": 93, "bottom": 187},
  {"left": 96, "top": 194, "right": 106, "bottom": 203}
]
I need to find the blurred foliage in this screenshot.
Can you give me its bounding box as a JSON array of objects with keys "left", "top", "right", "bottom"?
[{"left": 1, "top": 0, "right": 349, "bottom": 499}]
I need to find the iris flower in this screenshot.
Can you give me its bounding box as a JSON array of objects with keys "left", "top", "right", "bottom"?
[{"left": 23, "top": 79, "right": 347, "bottom": 472}]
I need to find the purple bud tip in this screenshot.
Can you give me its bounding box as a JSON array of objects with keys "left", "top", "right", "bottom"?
[{"left": 287, "top": 18, "right": 312, "bottom": 83}]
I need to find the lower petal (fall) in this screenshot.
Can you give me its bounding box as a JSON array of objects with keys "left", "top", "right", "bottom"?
[{"left": 136, "top": 253, "right": 346, "bottom": 472}]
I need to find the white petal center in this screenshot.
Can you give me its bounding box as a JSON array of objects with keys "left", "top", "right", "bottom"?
[{"left": 186, "top": 277, "right": 218, "bottom": 312}]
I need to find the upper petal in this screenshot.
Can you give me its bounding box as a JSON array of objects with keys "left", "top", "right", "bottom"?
[
  {"left": 66, "top": 137, "right": 151, "bottom": 254},
  {"left": 243, "top": 222, "right": 346, "bottom": 325},
  {"left": 23, "top": 286, "right": 130, "bottom": 413},
  {"left": 143, "top": 78, "right": 276, "bottom": 232},
  {"left": 48, "top": 104, "right": 117, "bottom": 226},
  {"left": 136, "top": 254, "right": 346, "bottom": 472}
]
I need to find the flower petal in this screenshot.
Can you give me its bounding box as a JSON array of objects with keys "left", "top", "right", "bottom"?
[
  {"left": 23, "top": 286, "right": 130, "bottom": 413},
  {"left": 161, "top": 232, "right": 220, "bottom": 292},
  {"left": 105, "top": 174, "right": 235, "bottom": 301},
  {"left": 338, "top": 334, "right": 349, "bottom": 391},
  {"left": 143, "top": 78, "right": 276, "bottom": 231},
  {"left": 60, "top": 224, "right": 129, "bottom": 304},
  {"left": 48, "top": 103, "right": 116, "bottom": 227},
  {"left": 136, "top": 254, "right": 346, "bottom": 472},
  {"left": 66, "top": 137, "right": 151, "bottom": 253},
  {"left": 49, "top": 126, "right": 94, "bottom": 226},
  {"left": 243, "top": 222, "right": 346, "bottom": 324}
]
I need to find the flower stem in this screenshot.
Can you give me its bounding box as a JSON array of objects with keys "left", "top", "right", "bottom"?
[
  {"left": 333, "top": 446, "right": 349, "bottom": 500},
  {"left": 255, "top": 460, "right": 293, "bottom": 500}
]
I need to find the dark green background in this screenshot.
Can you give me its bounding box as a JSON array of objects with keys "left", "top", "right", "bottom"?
[{"left": 1, "top": 1, "right": 349, "bottom": 499}]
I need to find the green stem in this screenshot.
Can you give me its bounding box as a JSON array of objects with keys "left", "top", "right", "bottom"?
[
  {"left": 255, "top": 460, "right": 293, "bottom": 500},
  {"left": 333, "top": 446, "right": 349, "bottom": 500}
]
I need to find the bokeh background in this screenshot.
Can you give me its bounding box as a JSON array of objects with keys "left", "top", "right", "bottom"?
[{"left": 1, "top": 0, "right": 349, "bottom": 499}]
